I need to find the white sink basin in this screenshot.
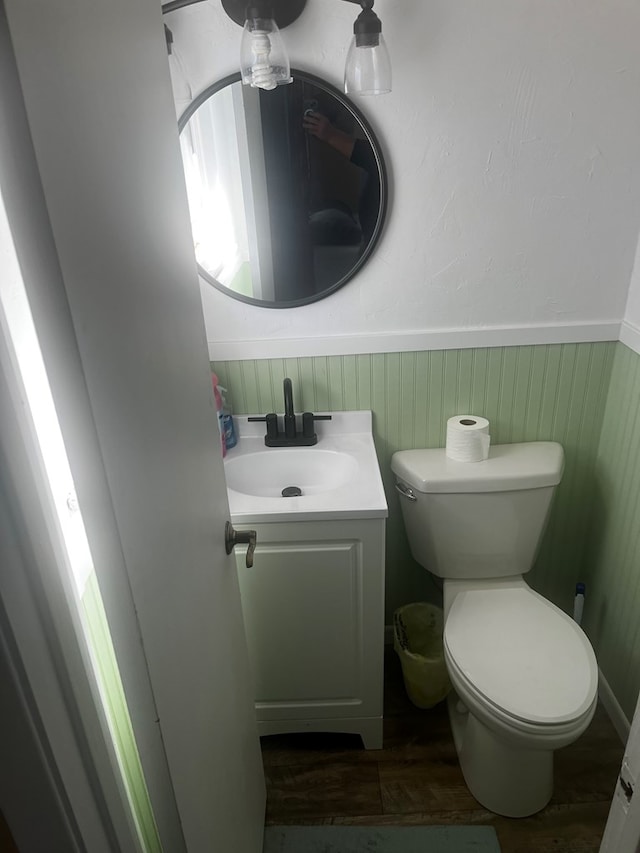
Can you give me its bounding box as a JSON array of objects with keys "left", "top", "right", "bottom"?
[
  {"left": 224, "top": 411, "right": 388, "bottom": 523},
  {"left": 224, "top": 448, "right": 358, "bottom": 498}
]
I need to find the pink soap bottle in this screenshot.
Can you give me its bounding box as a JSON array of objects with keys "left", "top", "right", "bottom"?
[{"left": 212, "top": 373, "right": 226, "bottom": 457}]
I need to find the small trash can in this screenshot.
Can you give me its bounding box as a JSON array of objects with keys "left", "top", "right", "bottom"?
[{"left": 393, "top": 602, "right": 451, "bottom": 709}]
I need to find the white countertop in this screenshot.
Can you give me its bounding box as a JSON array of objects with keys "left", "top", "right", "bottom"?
[{"left": 224, "top": 411, "right": 388, "bottom": 523}]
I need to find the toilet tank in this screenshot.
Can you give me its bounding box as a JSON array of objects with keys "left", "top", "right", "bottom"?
[{"left": 391, "top": 442, "right": 564, "bottom": 580}]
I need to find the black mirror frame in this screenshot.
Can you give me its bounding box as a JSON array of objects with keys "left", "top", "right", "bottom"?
[{"left": 178, "top": 69, "right": 388, "bottom": 309}]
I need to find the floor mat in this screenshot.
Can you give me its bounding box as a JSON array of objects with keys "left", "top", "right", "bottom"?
[{"left": 263, "top": 825, "right": 501, "bottom": 852}]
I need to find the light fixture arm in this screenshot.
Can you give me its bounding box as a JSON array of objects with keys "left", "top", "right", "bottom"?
[
  {"left": 161, "top": 0, "right": 378, "bottom": 32},
  {"left": 161, "top": 0, "right": 208, "bottom": 14},
  {"left": 161, "top": 0, "right": 306, "bottom": 28}
]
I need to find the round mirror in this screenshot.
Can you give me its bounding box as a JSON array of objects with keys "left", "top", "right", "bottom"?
[{"left": 179, "top": 70, "right": 387, "bottom": 308}]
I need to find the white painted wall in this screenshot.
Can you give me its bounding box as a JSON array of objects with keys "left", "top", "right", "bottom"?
[
  {"left": 166, "top": 0, "right": 640, "bottom": 358},
  {"left": 621, "top": 237, "right": 640, "bottom": 354}
]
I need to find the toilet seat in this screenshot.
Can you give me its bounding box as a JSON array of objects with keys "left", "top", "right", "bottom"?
[{"left": 444, "top": 586, "right": 598, "bottom": 728}]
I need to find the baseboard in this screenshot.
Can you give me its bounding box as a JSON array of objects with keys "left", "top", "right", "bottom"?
[{"left": 598, "top": 668, "right": 630, "bottom": 745}]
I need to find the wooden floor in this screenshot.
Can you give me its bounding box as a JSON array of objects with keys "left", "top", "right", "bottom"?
[{"left": 261, "top": 648, "right": 624, "bottom": 853}]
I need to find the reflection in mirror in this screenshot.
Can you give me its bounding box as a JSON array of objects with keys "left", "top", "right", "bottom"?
[{"left": 179, "top": 71, "right": 387, "bottom": 308}]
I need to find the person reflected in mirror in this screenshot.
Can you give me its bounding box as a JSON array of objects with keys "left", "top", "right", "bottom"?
[{"left": 303, "top": 110, "right": 379, "bottom": 248}]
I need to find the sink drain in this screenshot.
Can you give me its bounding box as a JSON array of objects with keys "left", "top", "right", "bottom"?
[{"left": 282, "top": 486, "right": 303, "bottom": 498}]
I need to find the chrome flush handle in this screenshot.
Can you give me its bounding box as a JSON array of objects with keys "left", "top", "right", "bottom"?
[
  {"left": 395, "top": 482, "right": 417, "bottom": 502},
  {"left": 224, "top": 521, "right": 257, "bottom": 568}
]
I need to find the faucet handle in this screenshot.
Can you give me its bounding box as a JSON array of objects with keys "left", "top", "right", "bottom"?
[
  {"left": 301, "top": 412, "right": 332, "bottom": 441},
  {"left": 247, "top": 412, "right": 279, "bottom": 441}
]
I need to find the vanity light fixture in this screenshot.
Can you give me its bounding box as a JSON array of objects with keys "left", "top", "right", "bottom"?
[
  {"left": 343, "top": 0, "right": 391, "bottom": 95},
  {"left": 161, "top": 0, "right": 391, "bottom": 95}
]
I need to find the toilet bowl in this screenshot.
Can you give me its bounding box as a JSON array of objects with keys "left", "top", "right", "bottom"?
[
  {"left": 390, "top": 441, "right": 599, "bottom": 817},
  {"left": 443, "top": 578, "right": 597, "bottom": 816}
]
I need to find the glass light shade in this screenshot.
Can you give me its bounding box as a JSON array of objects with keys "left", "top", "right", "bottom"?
[
  {"left": 344, "top": 34, "right": 392, "bottom": 96},
  {"left": 240, "top": 17, "right": 292, "bottom": 91}
]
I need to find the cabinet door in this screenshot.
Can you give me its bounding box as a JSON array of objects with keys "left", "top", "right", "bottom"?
[{"left": 237, "top": 536, "right": 365, "bottom": 719}]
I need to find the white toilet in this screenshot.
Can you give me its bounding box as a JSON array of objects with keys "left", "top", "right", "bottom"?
[{"left": 391, "top": 440, "right": 598, "bottom": 818}]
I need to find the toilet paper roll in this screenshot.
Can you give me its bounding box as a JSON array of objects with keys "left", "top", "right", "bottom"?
[{"left": 446, "top": 415, "right": 491, "bottom": 462}]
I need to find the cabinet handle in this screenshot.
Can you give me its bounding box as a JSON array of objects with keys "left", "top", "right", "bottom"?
[
  {"left": 224, "top": 521, "right": 257, "bottom": 568},
  {"left": 395, "top": 482, "right": 417, "bottom": 502}
]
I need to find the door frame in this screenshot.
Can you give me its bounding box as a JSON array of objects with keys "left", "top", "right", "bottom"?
[
  {"left": 0, "top": 120, "right": 185, "bottom": 853},
  {"left": 600, "top": 688, "right": 640, "bottom": 852},
  {"left": 0, "top": 349, "right": 144, "bottom": 853},
  {"left": 0, "top": 2, "right": 190, "bottom": 848}
]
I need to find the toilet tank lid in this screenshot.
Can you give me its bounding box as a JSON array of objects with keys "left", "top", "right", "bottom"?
[{"left": 391, "top": 442, "right": 564, "bottom": 494}]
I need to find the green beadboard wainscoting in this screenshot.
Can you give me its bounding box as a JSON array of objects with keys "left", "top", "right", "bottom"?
[
  {"left": 213, "top": 342, "right": 616, "bottom": 626},
  {"left": 82, "top": 573, "right": 161, "bottom": 853},
  {"left": 584, "top": 342, "right": 640, "bottom": 721}
]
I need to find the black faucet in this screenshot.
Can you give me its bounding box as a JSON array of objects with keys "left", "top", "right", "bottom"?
[
  {"left": 248, "top": 378, "right": 331, "bottom": 447},
  {"left": 283, "top": 377, "right": 296, "bottom": 439}
]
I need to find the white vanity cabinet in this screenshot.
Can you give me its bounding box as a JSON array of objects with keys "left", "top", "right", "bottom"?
[
  {"left": 225, "top": 411, "right": 388, "bottom": 749},
  {"left": 233, "top": 517, "right": 385, "bottom": 749}
]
